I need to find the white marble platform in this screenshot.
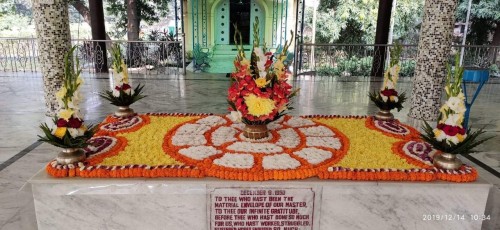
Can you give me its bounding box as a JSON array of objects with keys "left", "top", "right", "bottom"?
[{"left": 28, "top": 169, "right": 493, "bottom": 230}]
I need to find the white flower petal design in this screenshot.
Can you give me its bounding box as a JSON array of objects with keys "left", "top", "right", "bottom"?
[
  {"left": 175, "top": 123, "right": 211, "bottom": 135},
  {"left": 294, "top": 147, "right": 332, "bottom": 165},
  {"left": 227, "top": 142, "right": 283, "bottom": 154},
  {"left": 276, "top": 128, "right": 300, "bottom": 148},
  {"left": 286, "top": 117, "right": 315, "bottom": 127},
  {"left": 300, "top": 126, "right": 334, "bottom": 137},
  {"left": 212, "top": 127, "right": 238, "bottom": 146},
  {"left": 267, "top": 123, "right": 283, "bottom": 130},
  {"left": 213, "top": 153, "right": 254, "bottom": 169},
  {"left": 306, "top": 137, "right": 341, "bottom": 150},
  {"left": 172, "top": 134, "right": 207, "bottom": 146},
  {"left": 196, "top": 116, "right": 227, "bottom": 127},
  {"left": 231, "top": 123, "right": 246, "bottom": 131},
  {"left": 262, "top": 154, "right": 301, "bottom": 170},
  {"left": 178, "top": 146, "right": 220, "bottom": 160}
]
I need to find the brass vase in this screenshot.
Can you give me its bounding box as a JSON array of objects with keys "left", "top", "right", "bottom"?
[
  {"left": 56, "top": 148, "right": 86, "bottom": 165},
  {"left": 433, "top": 152, "right": 462, "bottom": 170},
  {"left": 115, "top": 106, "right": 135, "bottom": 118},
  {"left": 243, "top": 124, "right": 269, "bottom": 140},
  {"left": 375, "top": 109, "right": 394, "bottom": 121}
]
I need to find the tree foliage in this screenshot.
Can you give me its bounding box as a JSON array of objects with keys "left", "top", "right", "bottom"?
[
  {"left": 105, "top": 0, "right": 171, "bottom": 38},
  {"left": 456, "top": 0, "right": 500, "bottom": 45},
  {"left": 310, "top": 0, "right": 425, "bottom": 44}
]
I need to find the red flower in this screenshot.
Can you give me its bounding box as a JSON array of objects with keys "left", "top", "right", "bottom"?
[
  {"left": 458, "top": 127, "right": 466, "bottom": 135},
  {"left": 122, "top": 84, "right": 131, "bottom": 90},
  {"left": 381, "top": 89, "right": 398, "bottom": 97},
  {"left": 442, "top": 124, "right": 459, "bottom": 136},
  {"left": 56, "top": 118, "right": 68, "bottom": 127},
  {"left": 67, "top": 117, "right": 83, "bottom": 129}
]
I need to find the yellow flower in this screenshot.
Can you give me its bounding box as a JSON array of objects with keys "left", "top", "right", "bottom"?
[
  {"left": 58, "top": 109, "right": 73, "bottom": 120},
  {"left": 76, "top": 76, "right": 84, "bottom": 86},
  {"left": 244, "top": 94, "right": 276, "bottom": 117},
  {"left": 121, "top": 62, "right": 129, "bottom": 83},
  {"left": 240, "top": 58, "right": 250, "bottom": 67},
  {"left": 54, "top": 127, "right": 67, "bottom": 139},
  {"left": 255, "top": 77, "right": 270, "bottom": 88},
  {"left": 457, "top": 134, "right": 466, "bottom": 142},
  {"left": 55, "top": 86, "right": 67, "bottom": 100}
]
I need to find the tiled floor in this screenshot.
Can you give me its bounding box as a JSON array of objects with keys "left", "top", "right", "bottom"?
[{"left": 0, "top": 72, "right": 499, "bottom": 229}]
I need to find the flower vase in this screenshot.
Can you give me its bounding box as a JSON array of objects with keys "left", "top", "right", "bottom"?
[
  {"left": 375, "top": 109, "right": 394, "bottom": 121},
  {"left": 243, "top": 124, "right": 269, "bottom": 140},
  {"left": 433, "top": 152, "right": 462, "bottom": 170},
  {"left": 115, "top": 106, "right": 135, "bottom": 118},
  {"left": 56, "top": 148, "right": 86, "bottom": 165}
]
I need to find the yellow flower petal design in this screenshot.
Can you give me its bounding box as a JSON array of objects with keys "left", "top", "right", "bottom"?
[
  {"left": 100, "top": 116, "right": 198, "bottom": 166},
  {"left": 314, "top": 118, "right": 415, "bottom": 169}
]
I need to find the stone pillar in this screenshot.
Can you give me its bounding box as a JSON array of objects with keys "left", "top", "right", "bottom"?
[
  {"left": 408, "top": 0, "right": 458, "bottom": 124},
  {"left": 32, "top": 0, "right": 72, "bottom": 116}
]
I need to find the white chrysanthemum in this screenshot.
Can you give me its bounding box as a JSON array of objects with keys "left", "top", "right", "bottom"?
[
  {"left": 446, "top": 96, "right": 466, "bottom": 114},
  {"left": 444, "top": 113, "right": 462, "bottom": 126},
  {"left": 68, "top": 128, "right": 85, "bottom": 138}
]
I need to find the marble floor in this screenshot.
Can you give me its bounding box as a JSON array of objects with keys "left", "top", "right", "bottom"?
[{"left": 0, "top": 71, "right": 499, "bottom": 229}]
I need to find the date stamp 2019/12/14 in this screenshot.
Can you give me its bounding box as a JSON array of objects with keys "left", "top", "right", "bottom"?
[{"left": 422, "top": 214, "right": 491, "bottom": 221}]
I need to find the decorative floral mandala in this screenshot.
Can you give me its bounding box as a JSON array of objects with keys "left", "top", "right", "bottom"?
[
  {"left": 402, "top": 141, "right": 436, "bottom": 166},
  {"left": 392, "top": 140, "right": 437, "bottom": 168},
  {"left": 84, "top": 136, "right": 127, "bottom": 165},
  {"left": 365, "top": 116, "right": 419, "bottom": 140},
  {"left": 99, "top": 115, "right": 150, "bottom": 133},
  {"left": 164, "top": 115, "right": 349, "bottom": 180}
]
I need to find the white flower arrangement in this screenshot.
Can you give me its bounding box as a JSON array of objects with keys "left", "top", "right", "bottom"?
[
  {"left": 306, "top": 137, "right": 341, "bottom": 150},
  {"left": 214, "top": 153, "right": 254, "bottom": 169},
  {"left": 227, "top": 142, "right": 283, "bottom": 154},
  {"left": 299, "top": 126, "right": 334, "bottom": 137},
  {"left": 262, "top": 154, "right": 301, "bottom": 170},
  {"left": 294, "top": 147, "right": 333, "bottom": 165},
  {"left": 178, "top": 146, "right": 220, "bottom": 160},
  {"left": 276, "top": 128, "right": 300, "bottom": 148},
  {"left": 285, "top": 117, "right": 316, "bottom": 127},
  {"left": 212, "top": 127, "right": 238, "bottom": 146}
]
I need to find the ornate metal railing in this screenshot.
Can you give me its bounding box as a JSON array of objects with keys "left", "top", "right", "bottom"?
[
  {"left": 296, "top": 43, "right": 500, "bottom": 77},
  {"left": 0, "top": 38, "right": 185, "bottom": 75}
]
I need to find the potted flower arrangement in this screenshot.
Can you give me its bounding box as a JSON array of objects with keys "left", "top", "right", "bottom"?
[
  {"left": 421, "top": 56, "right": 492, "bottom": 170},
  {"left": 369, "top": 43, "right": 407, "bottom": 121},
  {"left": 99, "top": 44, "right": 146, "bottom": 117},
  {"left": 38, "top": 46, "right": 96, "bottom": 165},
  {"left": 228, "top": 17, "right": 299, "bottom": 140}
]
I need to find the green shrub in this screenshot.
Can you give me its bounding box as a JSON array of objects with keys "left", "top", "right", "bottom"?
[{"left": 400, "top": 60, "right": 416, "bottom": 77}]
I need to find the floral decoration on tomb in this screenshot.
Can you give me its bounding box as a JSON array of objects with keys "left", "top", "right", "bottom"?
[
  {"left": 99, "top": 44, "right": 146, "bottom": 108},
  {"left": 421, "top": 55, "right": 492, "bottom": 155},
  {"left": 227, "top": 17, "right": 299, "bottom": 125},
  {"left": 38, "top": 46, "right": 96, "bottom": 149},
  {"left": 46, "top": 113, "right": 478, "bottom": 182},
  {"left": 369, "top": 42, "right": 407, "bottom": 112}
]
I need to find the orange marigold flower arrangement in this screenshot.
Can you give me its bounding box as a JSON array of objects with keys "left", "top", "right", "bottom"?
[{"left": 228, "top": 17, "right": 299, "bottom": 125}]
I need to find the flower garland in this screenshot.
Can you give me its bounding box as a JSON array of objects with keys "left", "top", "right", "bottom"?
[
  {"left": 228, "top": 17, "right": 298, "bottom": 125},
  {"left": 46, "top": 113, "right": 478, "bottom": 182}
]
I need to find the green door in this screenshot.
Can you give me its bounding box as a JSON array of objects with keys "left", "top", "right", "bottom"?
[{"left": 215, "top": 0, "right": 230, "bottom": 45}]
